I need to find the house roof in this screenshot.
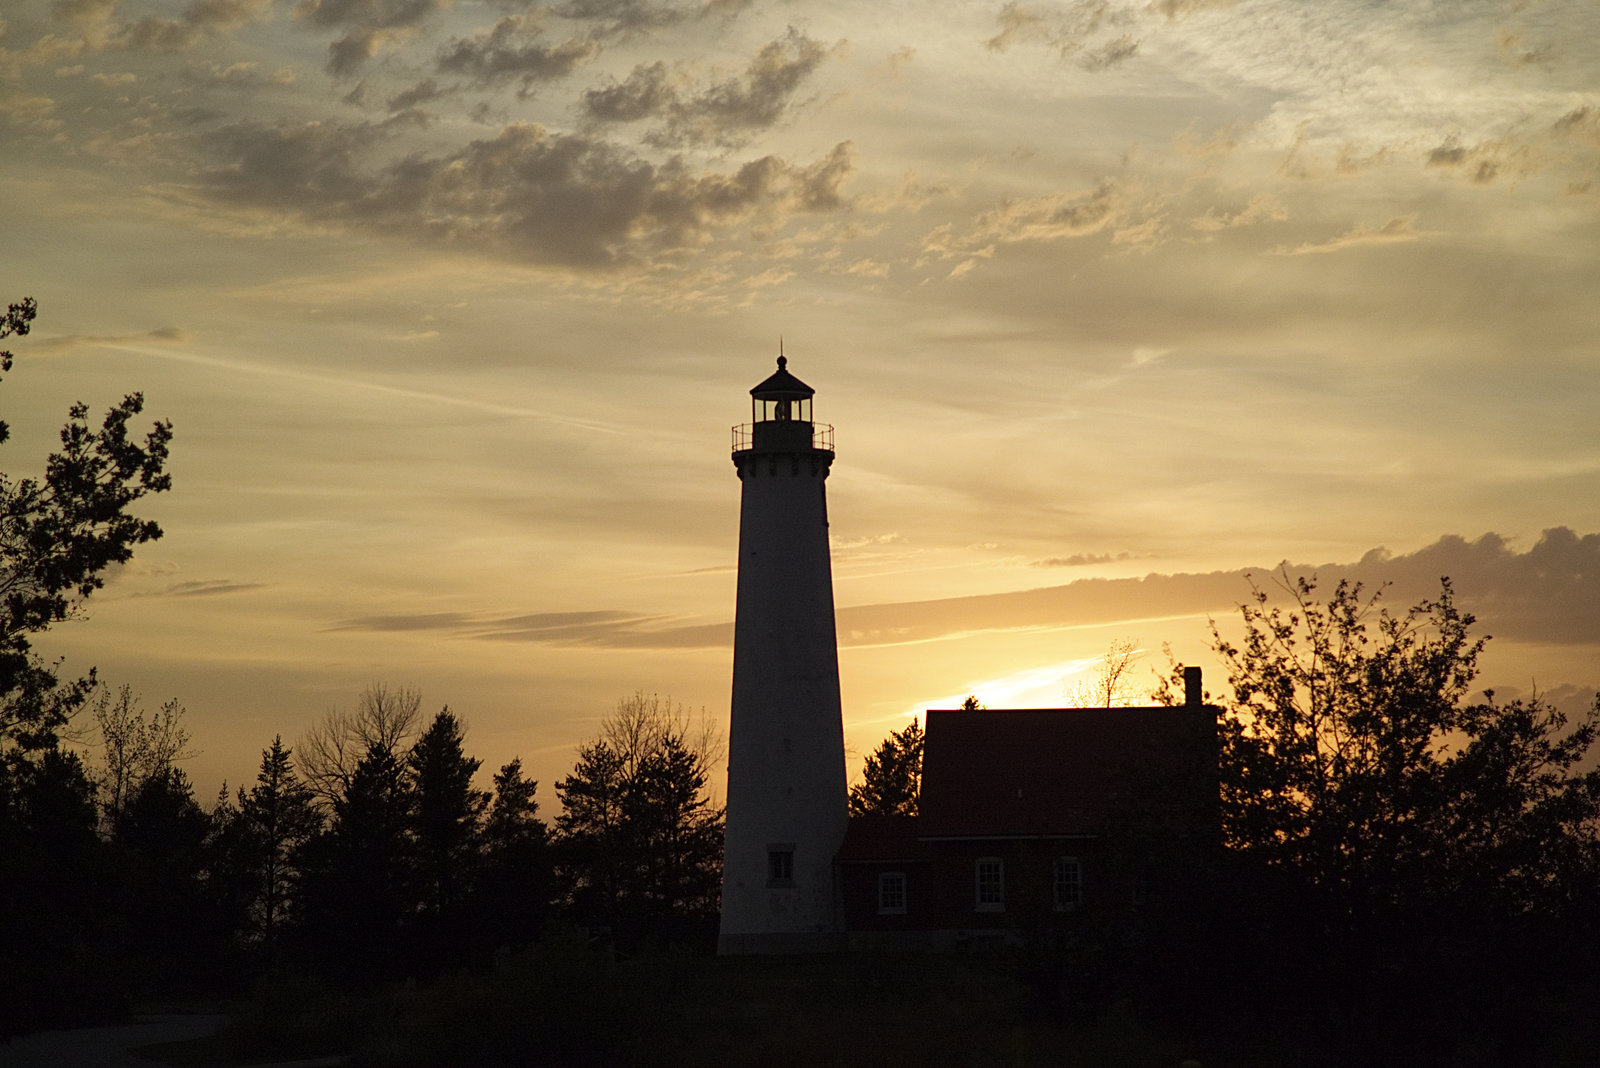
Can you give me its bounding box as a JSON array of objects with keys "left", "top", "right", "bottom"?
[
  {"left": 915, "top": 705, "right": 1216, "bottom": 838},
  {"left": 837, "top": 814, "right": 930, "bottom": 863}
]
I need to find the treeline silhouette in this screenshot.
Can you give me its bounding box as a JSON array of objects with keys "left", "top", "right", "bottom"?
[{"left": 3, "top": 684, "right": 723, "bottom": 1036}]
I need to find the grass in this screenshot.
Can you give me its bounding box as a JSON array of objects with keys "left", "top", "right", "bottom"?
[{"left": 139, "top": 937, "right": 1257, "bottom": 1068}]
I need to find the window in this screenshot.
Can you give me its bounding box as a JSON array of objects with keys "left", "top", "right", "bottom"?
[
  {"left": 975, "top": 857, "right": 1004, "bottom": 912},
  {"left": 1054, "top": 856, "right": 1083, "bottom": 911},
  {"left": 767, "top": 846, "right": 795, "bottom": 887},
  {"left": 878, "top": 871, "right": 907, "bottom": 915}
]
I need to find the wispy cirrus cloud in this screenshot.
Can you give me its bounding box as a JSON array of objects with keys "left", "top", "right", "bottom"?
[
  {"left": 329, "top": 608, "right": 730, "bottom": 647},
  {"left": 29, "top": 326, "right": 189, "bottom": 354},
  {"left": 983, "top": 1, "right": 1141, "bottom": 71},
  {"left": 323, "top": 531, "right": 1600, "bottom": 654},
  {"left": 130, "top": 579, "right": 267, "bottom": 598},
  {"left": 1030, "top": 551, "right": 1134, "bottom": 567},
  {"left": 1270, "top": 214, "right": 1423, "bottom": 256}
]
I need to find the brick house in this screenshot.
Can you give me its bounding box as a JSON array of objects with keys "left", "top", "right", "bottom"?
[{"left": 837, "top": 669, "right": 1218, "bottom": 949}]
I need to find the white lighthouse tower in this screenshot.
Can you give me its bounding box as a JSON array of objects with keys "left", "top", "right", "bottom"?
[{"left": 718, "top": 355, "right": 849, "bottom": 955}]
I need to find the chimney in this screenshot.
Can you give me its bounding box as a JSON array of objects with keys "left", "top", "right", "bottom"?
[{"left": 1183, "top": 666, "right": 1203, "bottom": 707}]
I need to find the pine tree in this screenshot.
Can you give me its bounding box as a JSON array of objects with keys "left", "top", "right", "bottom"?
[
  {"left": 234, "top": 737, "right": 322, "bottom": 948},
  {"left": 554, "top": 694, "right": 724, "bottom": 949},
  {"left": 298, "top": 741, "right": 413, "bottom": 978},
  {"left": 848, "top": 716, "right": 924, "bottom": 817},
  {"left": 408, "top": 708, "right": 487, "bottom": 924},
  {"left": 475, "top": 758, "right": 550, "bottom": 951}
]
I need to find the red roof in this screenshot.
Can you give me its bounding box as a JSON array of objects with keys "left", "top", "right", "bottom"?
[
  {"left": 916, "top": 706, "right": 1215, "bottom": 838},
  {"left": 837, "top": 814, "right": 929, "bottom": 863}
]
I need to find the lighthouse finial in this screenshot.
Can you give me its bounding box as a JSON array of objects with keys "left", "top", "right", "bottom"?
[{"left": 778, "top": 337, "right": 785, "bottom": 371}]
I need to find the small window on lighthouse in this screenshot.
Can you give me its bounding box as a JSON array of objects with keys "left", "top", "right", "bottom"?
[{"left": 767, "top": 846, "right": 795, "bottom": 887}]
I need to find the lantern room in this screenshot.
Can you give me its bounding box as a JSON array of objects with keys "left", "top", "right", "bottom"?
[
  {"left": 750, "top": 355, "right": 814, "bottom": 424},
  {"left": 733, "top": 354, "right": 834, "bottom": 457}
]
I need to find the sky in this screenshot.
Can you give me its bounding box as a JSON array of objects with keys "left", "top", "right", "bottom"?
[{"left": 3, "top": 0, "right": 1598, "bottom": 802}]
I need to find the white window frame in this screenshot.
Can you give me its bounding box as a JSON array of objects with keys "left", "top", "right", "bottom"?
[
  {"left": 1053, "top": 856, "right": 1083, "bottom": 911},
  {"left": 975, "top": 857, "right": 1005, "bottom": 912},
  {"left": 877, "top": 871, "right": 907, "bottom": 915}
]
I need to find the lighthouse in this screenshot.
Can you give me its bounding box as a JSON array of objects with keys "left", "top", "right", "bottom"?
[{"left": 718, "top": 355, "right": 849, "bottom": 955}]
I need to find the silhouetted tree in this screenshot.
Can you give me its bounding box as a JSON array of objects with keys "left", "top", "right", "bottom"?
[
  {"left": 408, "top": 707, "right": 487, "bottom": 970},
  {"left": 0, "top": 297, "right": 172, "bottom": 754},
  {"left": 299, "top": 682, "right": 422, "bottom": 807},
  {"left": 849, "top": 716, "right": 924, "bottom": 817},
  {"left": 626, "top": 735, "right": 724, "bottom": 928},
  {"left": 113, "top": 767, "right": 225, "bottom": 994},
  {"left": 555, "top": 693, "right": 724, "bottom": 949},
  {"left": 1170, "top": 573, "right": 1600, "bottom": 910},
  {"left": 1064, "top": 637, "right": 1143, "bottom": 707},
  {"left": 297, "top": 741, "right": 414, "bottom": 978},
  {"left": 0, "top": 297, "right": 171, "bottom": 1032},
  {"left": 92, "top": 684, "right": 192, "bottom": 834},
  {"left": 474, "top": 758, "right": 550, "bottom": 951},
  {"left": 226, "top": 736, "right": 323, "bottom": 951},
  {"left": 1161, "top": 571, "right": 1600, "bottom": 1044},
  {"left": 0, "top": 746, "right": 118, "bottom": 1036},
  {"left": 555, "top": 740, "right": 628, "bottom": 931}
]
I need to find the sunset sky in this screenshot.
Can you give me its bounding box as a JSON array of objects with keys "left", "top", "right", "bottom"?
[{"left": 3, "top": 0, "right": 1598, "bottom": 800}]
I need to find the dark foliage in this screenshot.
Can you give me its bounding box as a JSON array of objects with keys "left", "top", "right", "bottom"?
[
  {"left": 554, "top": 696, "right": 723, "bottom": 952},
  {"left": 296, "top": 741, "right": 415, "bottom": 979},
  {"left": 847, "top": 715, "right": 922, "bottom": 816},
  {"left": 213, "top": 736, "right": 323, "bottom": 952},
  {"left": 1144, "top": 571, "right": 1600, "bottom": 1057},
  {"left": 471, "top": 757, "right": 550, "bottom": 952},
  {"left": 0, "top": 297, "right": 173, "bottom": 1036},
  {"left": 407, "top": 707, "right": 489, "bottom": 970},
  {"left": 0, "top": 298, "right": 172, "bottom": 753}
]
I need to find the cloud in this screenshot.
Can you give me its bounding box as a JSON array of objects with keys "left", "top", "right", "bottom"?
[
  {"left": 1031, "top": 551, "right": 1135, "bottom": 567},
  {"left": 129, "top": 579, "right": 267, "bottom": 598},
  {"left": 921, "top": 175, "right": 1137, "bottom": 270},
  {"left": 1271, "top": 214, "right": 1422, "bottom": 256},
  {"left": 436, "top": 15, "right": 600, "bottom": 90},
  {"left": 314, "top": 531, "right": 1600, "bottom": 654},
  {"left": 579, "top": 60, "right": 674, "bottom": 123},
  {"left": 1080, "top": 33, "right": 1137, "bottom": 70},
  {"left": 1552, "top": 105, "right": 1600, "bottom": 147},
  {"left": 329, "top": 610, "right": 479, "bottom": 631},
  {"left": 386, "top": 77, "right": 445, "bottom": 111},
  {"left": 187, "top": 60, "right": 297, "bottom": 88},
  {"left": 116, "top": 0, "right": 274, "bottom": 53},
  {"left": 29, "top": 326, "right": 190, "bottom": 354},
  {"left": 193, "top": 118, "right": 855, "bottom": 267},
  {"left": 832, "top": 532, "right": 904, "bottom": 550},
  {"left": 1190, "top": 192, "right": 1286, "bottom": 233},
  {"left": 580, "top": 28, "right": 836, "bottom": 148},
  {"left": 329, "top": 608, "right": 730, "bottom": 647},
  {"left": 983, "top": 1, "right": 1142, "bottom": 71},
  {"left": 1426, "top": 137, "right": 1468, "bottom": 168},
  {"left": 553, "top": 0, "right": 688, "bottom": 34},
  {"left": 298, "top": 0, "right": 456, "bottom": 76},
  {"left": 1147, "top": 0, "right": 1237, "bottom": 16},
  {"left": 830, "top": 529, "right": 1600, "bottom": 651}
]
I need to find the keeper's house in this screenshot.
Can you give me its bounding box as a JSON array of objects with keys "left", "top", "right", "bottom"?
[{"left": 837, "top": 669, "right": 1218, "bottom": 950}]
